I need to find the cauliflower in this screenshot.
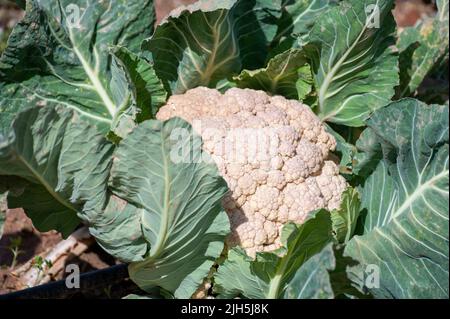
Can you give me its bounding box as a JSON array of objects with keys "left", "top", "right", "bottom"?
[{"left": 156, "top": 87, "right": 347, "bottom": 257}]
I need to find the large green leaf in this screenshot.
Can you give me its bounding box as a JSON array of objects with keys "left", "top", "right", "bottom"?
[
  {"left": 397, "top": 2, "right": 449, "bottom": 98},
  {"left": 214, "top": 210, "right": 334, "bottom": 299},
  {"left": 345, "top": 99, "right": 449, "bottom": 298},
  {"left": 306, "top": 0, "right": 398, "bottom": 126},
  {"left": 106, "top": 117, "right": 230, "bottom": 298},
  {"left": 234, "top": 49, "right": 312, "bottom": 100},
  {"left": 0, "top": 106, "right": 113, "bottom": 237},
  {"left": 0, "top": 0, "right": 156, "bottom": 134},
  {"left": 142, "top": 0, "right": 282, "bottom": 95}
]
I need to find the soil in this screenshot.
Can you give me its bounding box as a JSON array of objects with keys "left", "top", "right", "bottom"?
[
  {"left": 0, "top": 209, "right": 117, "bottom": 295},
  {"left": 393, "top": 0, "right": 436, "bottom": 27},
  {"left": 155, "top": 0, "right": 197, "bottom": 23}
]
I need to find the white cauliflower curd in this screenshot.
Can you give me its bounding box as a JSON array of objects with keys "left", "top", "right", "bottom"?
[{"left": 156, "top": 87, "right": 347, "bottom": 257}]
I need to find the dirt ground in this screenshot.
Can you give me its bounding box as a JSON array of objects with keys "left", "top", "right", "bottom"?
[
  {"left": 0, "top": 210, "right": 61, "bottom": 293},
  {"left": 0, "top": 0, "right": 440, "bottom": 296},
  {"left": 394, "top": 0, "right": 436, "bottom": 26},
  {"left": 0, "top": 209, "right": 116, "bottom": 294},
  {"left": 155, "top": 0, "right": 197, "bottom": 23}
]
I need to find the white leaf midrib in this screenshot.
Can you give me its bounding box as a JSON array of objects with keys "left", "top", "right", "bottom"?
[
  {"left": 72, "top": 46, "right": 117, "bottom": 118},
  {"left": 148, "top": 129, "right": 171, "bottom": 259},
  {"left": 318, "top": 1, "right": 380, "bottom": 118},
  {"left": 60, "top": 4, "right": 117, "bottom": 119}
]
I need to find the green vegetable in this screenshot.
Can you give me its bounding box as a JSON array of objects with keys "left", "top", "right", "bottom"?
[{"left": 0, "top": 0, "right": 447, "bottom": 299}]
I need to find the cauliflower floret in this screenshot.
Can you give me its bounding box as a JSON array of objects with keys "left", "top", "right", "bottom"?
[{"left": 156, "top": 87, "right": 347, "bottom": 257}]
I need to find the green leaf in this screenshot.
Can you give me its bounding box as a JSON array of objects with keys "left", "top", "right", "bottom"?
[
  {"left": 352, "top": 126, "right": 386, "bottom": 177},
  {"left": 234, "top": 49, "right": 312, "bottom": 100},
  {"left": 214, "top": 210, "right": 334, "bottom": 299},
  {"left": 330, "top": 188, "right": 361, "bottom": 243},
  {"left": 89, "top": 195, "right": 149, "bottom": 263},
  {"left": 107, "top": 117, "right": 230, "bottom": 298},
  {"left": 345, "top": 99, "right": 449, "bottom": 298},
  {"left": 0, "top": 0, "right": 156, "bottom": 134},
  {"left": 142, "top": 0, "right": 283, "bottom": 95},
  {"left": 271, "top": 0, "right": 338, "bottom": 50},
  {"left": 283, "top": 243, "right": 335, "bottom": 299},
  {"left": 0, "top": 106, "right": 113, "bottom": 237},
  {"left": 112, "top": 48, "right": 168, "bottom": 121},
  {"left": 296, "top": 65, "right": 315, "bottom": 101},
  {"left": 306, "top": 0, "right": 398, "bottom": 126},
  {"left": 325, "top": 124, "right": 357, "bottom": 174},
  {"left": 397, "top": 4, "right": 449, "bottom": 98}
]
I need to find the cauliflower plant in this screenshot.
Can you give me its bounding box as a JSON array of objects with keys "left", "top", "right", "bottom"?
[{"left": 157, "top": 87, "right": 347, "bottom": 257}]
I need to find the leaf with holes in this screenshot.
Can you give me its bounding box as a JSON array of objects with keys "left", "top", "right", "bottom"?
[
  {"left": 0, "top": 0, "right": 156, "bottom": 134},
  {"left": 345, "top": 99, "right": 449, "bottom": 298},
  {"left": 305, "top": 0, "right": 398, "bottom": 126}
]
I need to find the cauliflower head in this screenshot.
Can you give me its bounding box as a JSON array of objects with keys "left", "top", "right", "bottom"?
[{"left": 156, "top": 87, "right": 347, "bottom": 257}]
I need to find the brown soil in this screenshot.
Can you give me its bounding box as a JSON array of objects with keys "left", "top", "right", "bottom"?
[
  {"left": 394, "top": 0, "right": 436, "bottom": 27},
  {"left": 155, "top": 0, "right": 197, "bottom": 23},
  {"left": 0, "top": 209, "right": 116, "bottom": 295},
  {"left": 0, "top": 209, "right": 60, "bottom": 293}
]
